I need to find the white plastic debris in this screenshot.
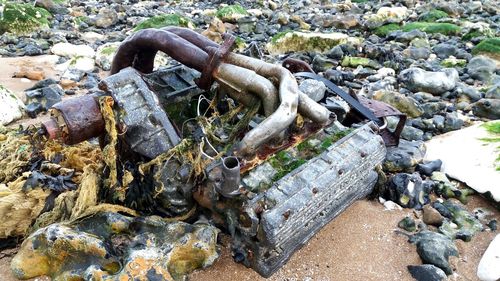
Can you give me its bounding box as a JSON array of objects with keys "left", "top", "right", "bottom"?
[{"left": 0, "top": 86, "right": 25, "bottom": 126}]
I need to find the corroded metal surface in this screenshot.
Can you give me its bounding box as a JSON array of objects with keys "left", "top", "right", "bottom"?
[{"left": 99, "top": 67, "right": 181, "bottom": 159}]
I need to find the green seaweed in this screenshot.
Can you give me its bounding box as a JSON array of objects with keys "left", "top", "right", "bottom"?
[
  {"left": 472, "top": 37, "right": 500, "bottom": 57},
  {"left": 0, "top": 2, "right": 52, "bottom": 34},
  {"left": 271, "top": 30, "right": 292, "bottom": 43},
  {"left": 374, "top": 23, "right": 401, "bottom": 37},
  {"left": 419, "top": 9, "right": 448, "bottom": 22},
  {"left": 268, "top": 151, "right": 306, "bottom": 182},
  {"left": 481, "top": 121, "right": 500, "bottom": 171},
  {"left": 134, "top": 14, "right": 192, "bottom": 31},
  {"left": 216, "top": 4, "right": 248, "bottom": 20},
  {"left": 402, "top": 22, "right": 461, "bottom": 36}
]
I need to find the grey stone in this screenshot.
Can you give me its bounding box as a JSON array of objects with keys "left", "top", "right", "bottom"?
[
  {"left": 409, "top": 231, "right": 459, "bottom": 275},
  {"left": 401, "top": 125, "right": 424, "bottom": 141},
  {"left": 326, "top": 45, "right": 344, "bottom": 60},
  {"left": 383, "top": 139, "right": 426, "bottom": 173},
  {"left": 399, "top": 68, "right": 458, "bottom": 95},
  {"left": 443, "top": 112, "right": 464, "bottom": 132},
  {"left": 456, "top": 83, "right": 482, "bottom": 102},
  {"left": 472, "top": 98, "right": 500, "bottom": 119},
  {"left": 467, "top": 56, "right": 497, "bottom": 82},
  {"left": 387, "top": 173, "right": 429, "bottom": 209},
  {"left": 299, "top": 79, "right": 327, "bottom": 102},
  {"left": 408, "top": 264, "right": 447, "bottom": 281},
  {"left": 94, "top": 7, "right": 119, "bottom": 28},
  {"left": 485, "top": 83, "right": 500, "bottom": 99}
]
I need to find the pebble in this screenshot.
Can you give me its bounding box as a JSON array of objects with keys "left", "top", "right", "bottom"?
[{"left": 423, "top": 204, "right": 444, "bottom": 226}]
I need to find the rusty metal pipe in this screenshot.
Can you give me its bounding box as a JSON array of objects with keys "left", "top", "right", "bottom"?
[
  {"left": 163, "top": 27, "right": 331, "bottom": 124},
  {"left": 220, "top": 53, "right": 299, "bottom": 155},
  {"left": 110, "top": 29, "right": 209, "bottom": 75},
  {"left": 214, "top": 63, "right": 278, "bottom": 117},
  {"left": 41, "top": 94, "right": 105, "bottom": 144}
]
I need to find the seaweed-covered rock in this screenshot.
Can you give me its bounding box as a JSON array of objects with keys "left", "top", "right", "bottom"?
[
  {"left": 266, "top": 31, "right": 360, "bottom": 54},
  {"left": 409, "top": 231, "right": 459, "bottom": 275},
  {"left": 438, "top": 200, "right": 483, "bottom": 241},
  {"left": 472, "top": 38, "right": 500, "bottom": 60},
  {"left": 96, "top": 42, "right": 120, "bottom": 71},
  {"left": 216, "top": 4, "right": 249, "bottom": 22},
  {"left": 386, "top": 173, "right": 429, "bottom": 209},
  {"left": 0, "top": 2, "right": 51, "bottom": 34},
  {"left": 399, "top": 67, "right": 459, "bottom": 95},
  {"left": 11, "top": 212, "right": 219, "bottom": 281},
  {"left": 402, "top": 22, "right": 461, "bottom": 36},
  {"left": 134, "top": 13, "right": 194, "bottom": 31},
  {"left": 365, "top": 6, "right": 408, "bottom": 29},
  {"left": 398, "top": 216, "right": 417, "bottom": 232},
  {"left": 373, "top": 90, "right": 424, "bottom": 118}
]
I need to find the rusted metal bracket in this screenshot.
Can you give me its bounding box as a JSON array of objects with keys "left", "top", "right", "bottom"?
[
  {"left": 287, "top": 62, "right": 405, "bottom": 146},
  {"left": 196, "top": 34, "right": 236, "bottom": 90}
]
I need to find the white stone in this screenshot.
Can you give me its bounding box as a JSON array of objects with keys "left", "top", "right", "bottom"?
[
  {"left": 477, "top": 234, "right": 500, "bottom": 281},
  {"left": 70, "top": 56, "right": 95, "bottom": 72},
  {"left": 51, "top": 43, "right": 96, "bottom": 58},
  {"left": 0, "top": 86, "right": 25, "bottom": 126},
  {"left": 424, "top": 122, "right": 500, "bottom": 202},
  {"left": 96, "top": 42, "right": 121, "bottom": 71},
  {"left": 82, "top": 32, "right": 106, "bottom": 43}
]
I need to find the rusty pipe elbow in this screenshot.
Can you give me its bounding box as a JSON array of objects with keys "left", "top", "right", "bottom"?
[
  {"left": 298, "top": 92, "right": 331, "bottom": 124},
  {"left": 111, "top": 29, "right": 209, "bottom": 75},
  {"left": 214, "top": 63, "right": 278, "bottom": 117}
]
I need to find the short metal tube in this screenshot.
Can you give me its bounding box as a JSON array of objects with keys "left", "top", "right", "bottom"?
[{"left": 218, "top": 156, "right": 241, "bottom": 197}]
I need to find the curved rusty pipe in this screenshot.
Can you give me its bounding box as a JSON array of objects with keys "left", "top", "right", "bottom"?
[
  {"left": 214, "top": 63, "right": 278, "bottom": 117},
  {"left": 164, "top": 27, "right": 330, "bottom": 124},
  {"left": 110, "top": 29, "right": 209, "bottom": 75}
]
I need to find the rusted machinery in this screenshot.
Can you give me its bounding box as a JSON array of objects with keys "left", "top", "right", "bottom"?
[{"left": 39, "top": 28, "right": 404, "bottom": 277}]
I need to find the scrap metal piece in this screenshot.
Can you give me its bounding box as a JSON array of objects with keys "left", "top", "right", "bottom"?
[
  {"left": 99, "top": 67, "right": 181, "bottom": 159},
  {"left": 41, "top": 94, "right": 105, "bottom": 145},
  {"left": 144, "top": 64, "right": 203, "bottom": 103},
  {"left": 241, "top": 123, "right": 386, "bottom": 276}
]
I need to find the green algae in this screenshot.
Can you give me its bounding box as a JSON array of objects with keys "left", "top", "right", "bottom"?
[
  {"left": 472, "top": 37, "right": 500, "bottom": 58},
  {"left": 216, "top": 4, "right": 248, "bottom": 21},
  {"left": 374, "top": 23, "right": 401, "bottom": 37},
  {"left": 402, "top": 22, "right": 461, "bottom": 36},
  {"left": 271, "top": 30, "right": 292, "bottom": 43},
  {"left": 341, "top": 56, "right": 381, "bottom": 69},
  {"left": 419, "top": 9, "right": 449, "bottom": 22},
  {"left": 134, "top": 14, "right": 193, "bottom": 31},
  {"left": 480, "top": 121, "right": 500, "bottom": 171},
  {"left": 0, "top": 2, "right": 52, "bottom": 34}
]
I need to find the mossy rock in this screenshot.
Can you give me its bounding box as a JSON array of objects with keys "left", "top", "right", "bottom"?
[
  {"left": 267, "top": 31, "right": 361, "bottom": 54},
  {"left": 374, "top": 23, "right": 401, "bottom": 37},
  {"left": 472, "top": 38, "right": 500, "bottom": 60},
  {"left": 402, "top": 22, "right": 461, "bottom": 36},
  {"left": 341, "top": 56, "right": 381, "bottom": 69},
  {"left": 216, "top": 4, "right": 249, "bottom": 22},
  {"left": 134, "top": 13, "right": 194, "bottom": 31},
  {"left": 419, "top": 9, "right": 449, "bottom": 22},
  {"left": 441, "top": 57, "right": 467, "bottom": 67},
  {"left": 0, "top": 2, "right": 52, "bottom": 34}
]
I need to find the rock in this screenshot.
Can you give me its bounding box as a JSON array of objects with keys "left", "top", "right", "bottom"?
[
  {"left": 25, "top": 102, "right": 44, "bottom": 118},
  {"left": 26, "top": 78, "right": 57, "bottom": 91},
  {"left": 384, "top": 139, "right": 426, "bottom": 173},
  {"left": 409, "top": 231, "right": 459, "bottom": 275},
  {"left": 266, "top": 31, "right": 360, "bottom": 54},
  {"left": 68, "top": 56, "right": 95, "bottom": 72},
  {"left": 423, "top": 204, "right": 444, "bottom": 226},
  {"left": 443, "top": 112, "right": 464, "bottom": 132},
  {"left": 25, "top": 84, "right": 64, "bottom": 111},
  {"left": 365, "top": 6, "right": 408, "bottom": 29},
  {"left": 0, "top": 86, "right": 25, "bottom": 125},
  {"left": 51, "top": 43, "right": 96, "bottom": 58},
  {"left": 329, "top": 14, "right": 359, "bottom": 29},
  {"left": 472, "top": 99, "right": 500, "bottom": 119},
  {"left": 326, "top": 45, "right": 344, "bottom": 60},
  {"left": 438, "top": 200, "right": 483, "bottom": 241},
  {"left": 386, "top": 173, "right": 429, "bottom": 209},
  {"left": 485, "top": 83, "right": 500, "bottom": 99},
  {"left": 23, "top": 44, "right": 43, "bottom": 56},
  {"left": 467, "top": 56, "right": 497, "bottom": 82},
  {"left": 134, "top": 13, "right": 194, "bottom": 30},
  {"left": 433, "top": 43, "right": 458, "bottom": 59},
  {"left": 94, "top": 7, "right": 118, "bottom": 28},
  {"left": 408, "top": 264, "right": 447, "bottom": 281},
  {"left": 398, "top": 216, "right": 417, "bottom": 232},
  {"left": 35, "top": 0, "right": 67, "bottom": 14},
  {"left": 403, "top": 46, "right": 431, "bottom": 60},
  {"left": 438, "top": 123, "right": 496, "bottom": 184},
  {"left": 416, "top": 160, "right": 442, "bottom": 176},
  {"left": 373, "top": 90, "right": 423, "bottom": 118},
  {"left": 456, "top": 83, "right": 482, "bottom": 103},
  {"left": 477, "top": 235, "right": 500, "bottom": 281},
  {"left": 216, "top": 4, "right": 249, "bottom": 23},
  {"left": 311, "top": 55, "right": 336, "bottom": 73},
  {"left": 401, "top": 125, "right": 424, "bottom": 141},
  {"left": 488, "top": 220, "right": 497, "bottom": 231},
  {"left": 299, "top": 79, "right": 326, "bottom": 102},
  {"left": 399, "top": 68, "right": 459, "bottom": 95},
  {"left": 441, "top": 57, "right": 467, "bottom": 68},
  {"left": 11, "top": 212, "right": 219, "bottom": 280},
  {"left": 13, "top": 68, "right": 45, "bottom": 81},
  {"left": 472, "top": 38, "right": 500, "bottom": 61},
  {"left": 341, "top": 56, "right": 381, "bottom": 69}
]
